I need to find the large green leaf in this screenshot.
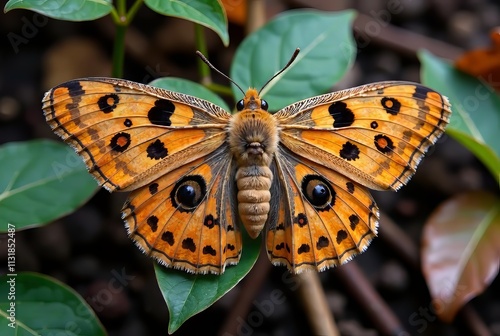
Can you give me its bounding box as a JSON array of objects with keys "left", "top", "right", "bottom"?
[
  {"left": 0, "top": 140, "right": 97, "bottom": 231},
  {"left": 149, "top": 77, "right": 230, "bottom": 111},
  {"left": 419, "top": 50, "right": 500, "bottom": 180},
  {"left": 0, "top": 272, "right": 106, "bottom": 336},
  {"left": 4, "top": 0, "right": 113, "bottom": 21},
  {"left": 231, "top": 9, "right": 356, "bottom": 110},
  {"left": 156, "top": 231, "right": 261, "bottom": 334},
  {"left": 145, "top": 0, "right": 228, "bottom": 46}
]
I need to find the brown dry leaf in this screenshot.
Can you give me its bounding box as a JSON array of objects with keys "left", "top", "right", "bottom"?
[
  {"left": 421, "top": 191, "right": 500, "bottom": 322},
  {"left": 455, "top": 27, "right": 500, "bottom": 92},
  {"left": 221, "top": 0, "right": 247, "bottom": 25}
]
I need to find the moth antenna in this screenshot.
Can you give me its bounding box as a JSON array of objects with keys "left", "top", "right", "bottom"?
[
  {"left": 196, "top": 51, "right": 245, "bottom": 96},
  {"left": 259, "top": 48, "right": 300, "bottom": 95}
]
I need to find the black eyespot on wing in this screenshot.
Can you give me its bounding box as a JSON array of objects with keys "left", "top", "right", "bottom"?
[
  {"left": 316, "top": 236, "right": 329, "bottom": 249},
  {"left": 295, "top": 213, "right": 308, "bottom": 227},
  {"left": 110, "top": 132, "right": 131, "bottom": 152},
  {"left": 301, "top": 175, "right": 336, "bottom": 211},
  {"left": 146, "top": 139, "right": 168, "bottom": 160},
  {"left": 298, "top": 244, "right": 310, "bottom": 254},
  {"left": 182, "top": 238, "right": 196, "bottom": 252},
  {"left": 147, "top": 216, "right": 158, "bottom": 232},
  {"left": 339, "top": 141, "right": 360, "bottom": 161},
  {"left": 374, "top": 134, "right": 394, "bottom": 154},
  {"left": 161, "top": 231, "right": 174, "bottom": 245},
  {"left": 202, "top": 245, "right": 216, "bottom": 256},
  {"left": 149, "top": 183, "right": 159, "bottom": 195},
  {"left": 349, "top": 214, "right": 360, "bottom": 230},
  {"left": 381, "top": 97, "right": 401, "bottom": 115},
  {"left": 148, "top": 99, "right": 175, "bottom": 126},
  {"left": 329, "top": 101, "right": 355, "bottom": 127},
  {"left": 204, "top": 214, "right": 219, "bottom": 229},
  {"left": 98, "top": 94, "right": 119, "bottom": 113},
  {"left": 171, "top": 175, "right": 207, "bottom": 213},
  {"left": 336, "top": 230, "right": 348, "bottom": 244},
  {"left": 346, "top": 181, "right": 355, "bottom": 194}
]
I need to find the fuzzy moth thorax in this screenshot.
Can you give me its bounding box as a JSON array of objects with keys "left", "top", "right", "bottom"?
[{"left": 228, "top": 111, "right": 278, "bottom": 166}]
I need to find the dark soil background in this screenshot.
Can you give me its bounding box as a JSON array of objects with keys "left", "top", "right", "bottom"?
[{"left": 1, "top": 0, "right": 499, "bottom": 335}]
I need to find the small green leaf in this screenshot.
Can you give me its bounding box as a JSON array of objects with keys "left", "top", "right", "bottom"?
[
  {"left": 231, "top": 9, "right": 356, "bottom": 110},
  {"left": 0, "top": 272, "right": 106, "bottom": 336},
  {"left": 145, "top": 0, "right": 229, "bottom": 46},
  {"left": 150, "top": 77, "right": 230, "bottom": 111},
  {"left": 156, "top": 232, "right": 261, "bottom": 334},
  {"left": 0, "top": 140, "right": 97, "bottom": 231},
  {"left": 419, "top": 50, "right": 500, "bottom": 180},
  {"left": 4, "top": 0, "right": 113, "bottom": 21}
]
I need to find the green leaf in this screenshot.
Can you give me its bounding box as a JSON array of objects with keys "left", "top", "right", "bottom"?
[
  {"left": 0, "top": 140, "right": 97, "bottom": 231},
  {"left": 231, "top": 9, "right": 356, "bottom": 110},
  {"left": 156, "top": 232, "right": 261, "bottom": 334},
  {"left": 4, "top": 0, "right": 113, "bottom": 21},
  {"left": 0, "top": 272, "right": 106, "bottom": 336},
  {"left": 145, "top": 0, "right": 229, "bottom": 46},
  {"left": 421, "top": 192, "right": 500, "bottom": 322},
  {"left": 149, "top": 77, "right": 230, "bottom": 111},
  {"left": 419, "top": 50, "right": 500, "bottom": 181}
]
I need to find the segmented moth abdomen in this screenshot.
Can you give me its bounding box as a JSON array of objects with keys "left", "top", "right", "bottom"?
[{"left": 236, "top": 165, "right": 273, "bottom": 239}]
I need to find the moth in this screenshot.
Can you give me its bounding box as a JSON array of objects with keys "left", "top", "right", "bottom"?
[{"left": 42, "top": 49, "right": 451, "bottom": 274}]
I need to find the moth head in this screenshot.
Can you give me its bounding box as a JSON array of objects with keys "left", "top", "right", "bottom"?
[{"left": 236, "top": 88, "right": 269, "bottom": 112}]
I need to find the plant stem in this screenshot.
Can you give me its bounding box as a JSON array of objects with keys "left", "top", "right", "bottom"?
[
  {"left": 194, "top": 24, "right": 212, "bottom": 85},
  {"left": 116, "top": 0, "right": 126, "bottom": 17},
  {"left": 112, "top": 24, "right": 126, "bottom": 78},
  {"left": 109, "top": 8, "right": 120, "bottom": 23},
  {"left": 111, "top": 0, "right": 131, "bottom": 78}
]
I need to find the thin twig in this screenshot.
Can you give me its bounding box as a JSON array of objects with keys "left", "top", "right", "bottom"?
[
  {"left": 217, "top": 253, "right": 272, "bottom": 336},
  {"left": 334, "top": 262, "right": 407, "bottom": 335},
  {"left": 297, "top": 272, "right": 339, "bottom": 336},
  {"left": 246, "top": 0, "right": 266, "bottom": 34},
  {"left": 378, "top": 212, "right": 491, "bottom": 335}
]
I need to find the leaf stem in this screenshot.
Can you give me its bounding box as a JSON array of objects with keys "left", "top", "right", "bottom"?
[
  {"left": 109, "top": 7, "right": 120, "bottom": 23},
  {"left": 126, "top": 0, "right": 144, "bottom": 23},
  {"left": 112, "top": 24, "right": 126, "bottom": 78},
  {"left": 116, "top": 0, "right": 126, "bottom": 17},
  {"left": 195, "top": 24, "right": 212, "bottom": 85},
  {"left": 110, "top": 0, "right": 130, "bottom": 78}
]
